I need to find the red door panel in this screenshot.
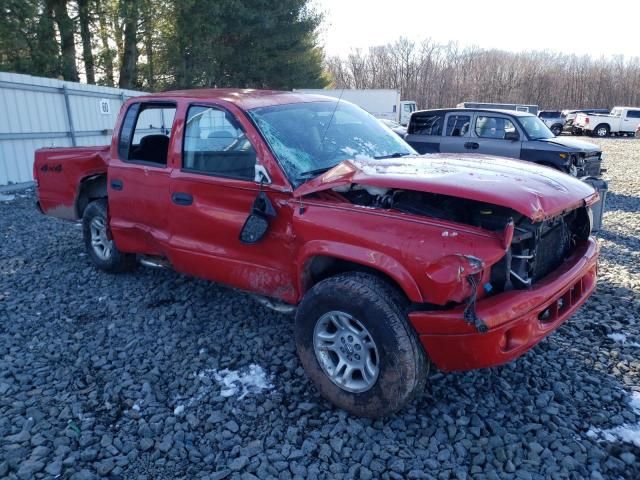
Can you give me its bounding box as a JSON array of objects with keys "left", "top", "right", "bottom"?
[
  {"left": 167, "top": 172, "right": 298, "bottom": 303},
  {"left": 108, "top": 160, "right": 172, "bottom": 255}
]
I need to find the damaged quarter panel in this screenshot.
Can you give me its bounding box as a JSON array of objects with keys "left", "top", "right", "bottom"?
[
  {"left": 293, "top": 198, "right": 508, "bottom": 306},
  {"left": 34, "top": 146, "right": 109, "bottom": 220}
]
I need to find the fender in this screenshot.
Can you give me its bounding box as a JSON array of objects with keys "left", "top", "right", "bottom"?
[{"left": 297, "top": 239, "right": 424, "bottom": 303}]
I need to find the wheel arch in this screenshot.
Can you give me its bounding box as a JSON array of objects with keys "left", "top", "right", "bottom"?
[
  {"left": 76, "top": 173, "right": 107, "bottom": 218},
  {"left": 593, "top": 123, "right": 610, "bottom": 136},
  {"left": 298, "top": 242, "right": 423, "bottom": 303}
]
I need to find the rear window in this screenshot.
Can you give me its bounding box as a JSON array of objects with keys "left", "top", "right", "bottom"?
[{"left": 410, "top": 113, "right": 445, "bottom": 135}]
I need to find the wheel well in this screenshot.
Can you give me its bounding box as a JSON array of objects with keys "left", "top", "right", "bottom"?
[
  {"left": 302, "top": 255, "right": 410, "bottom": 303},
  {"left": 594, "top": 123, "right": 609, "bottom": 132},
  {"left": 76, "top": 174, "right": 107, "bottom": 218}
]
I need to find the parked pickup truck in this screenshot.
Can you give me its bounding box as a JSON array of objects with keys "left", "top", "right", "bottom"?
[
  {"left": 573, "top": 106, "right": 640, "bottom": 137},
  {"left": 562, "top": 108, "right": 609, "bottom": 134},
  {"left": 35, "top": 90, "right": 599, "bottom": 417}
]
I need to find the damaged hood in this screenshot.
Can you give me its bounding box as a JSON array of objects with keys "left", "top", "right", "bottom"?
[
  {"left": 293, "top": 154, "right": 598, "bottom": 221},
  {"left": 532, "top": 136, "right": 601, "bottom": 153}
]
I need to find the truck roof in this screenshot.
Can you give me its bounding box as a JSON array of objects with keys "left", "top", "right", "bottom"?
[
  {"left": 140, "top": 88, "right": 335, "bottom": 110},
  {"left": 413, "top": 108, "right": 535, "bottom": 118}
]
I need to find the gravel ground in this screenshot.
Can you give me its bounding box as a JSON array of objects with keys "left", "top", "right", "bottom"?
[{"left": 1, "top": 138, "right": 639, "bottom": 480}]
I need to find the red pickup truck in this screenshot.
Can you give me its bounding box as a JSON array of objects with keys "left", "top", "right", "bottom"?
[{"left": 35, "top": 89, "right": 599, "bottom": 417}]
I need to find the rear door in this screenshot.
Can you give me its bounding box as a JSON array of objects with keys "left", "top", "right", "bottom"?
[
  {"left": 405, "top": 111, "right": 445, "bottom": 154},
  {"left": 167, "top": 103, "right": 297, "bottom": 302},
  {"left": 439, "top": 112, "right": 474, "bottom": 153},
  {"left": 471, "top": 113, "right": 522, "bottom": 159},
  {"left": 108, "top": 101, "right": 176, "bottom": 255}
]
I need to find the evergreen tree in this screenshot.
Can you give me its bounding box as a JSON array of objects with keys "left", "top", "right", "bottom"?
[{"left": 166, "top": 0, "right": 327, "bottom": 89}]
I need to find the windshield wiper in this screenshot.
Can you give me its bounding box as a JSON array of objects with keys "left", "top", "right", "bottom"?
[
  {"left": 373, "top": 152, "right": 412, "bottom": 159},
  {"left": 297, "top": 165, "right": 337, "bottom": 179}
]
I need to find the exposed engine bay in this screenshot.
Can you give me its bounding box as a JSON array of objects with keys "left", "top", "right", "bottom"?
[{"left": 337, "top": 185, "right": 592, "bottom": 293}]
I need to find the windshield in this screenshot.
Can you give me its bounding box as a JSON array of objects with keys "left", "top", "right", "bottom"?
[
  {"left": 518, "top": 116, "right": 555, "bottom": 139},
  {"left": 248, "top": 100, "right": 415, "bottom": 185}
]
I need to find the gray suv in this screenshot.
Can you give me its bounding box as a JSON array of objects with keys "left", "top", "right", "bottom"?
[
  {"left": 538, "top": 110, "right": 564, "bottom": 136},
  {"left": 405, "top": 108, "right": 603, "bottom": 178}
]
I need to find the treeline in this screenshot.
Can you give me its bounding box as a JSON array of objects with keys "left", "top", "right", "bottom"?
[
  {"left": 0, "top": 0, "right": 327, "bottom": 90},
  {"left": 326, "top": 38, "right": 640, "bottom": 109}
]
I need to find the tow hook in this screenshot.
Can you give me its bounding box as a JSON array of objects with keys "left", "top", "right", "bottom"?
[{"left": 463, "top": 274, "right": 488, "bottom": 333}]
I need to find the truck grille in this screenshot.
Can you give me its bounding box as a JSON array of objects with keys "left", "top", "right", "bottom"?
[
  {"left": 532, "top": 220, "right": 571, "bottom": 281},
  {"left": 491, "top": 208, "right": 589, "bottom": 291}
]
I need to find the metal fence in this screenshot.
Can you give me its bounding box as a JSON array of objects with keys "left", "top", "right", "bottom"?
[{"left": 0, "top": 72, "right": 146, "bottom": 186}]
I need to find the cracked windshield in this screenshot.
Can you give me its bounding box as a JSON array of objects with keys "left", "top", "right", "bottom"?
[{"left": 249, "top": 100, "right": 416, "bottom": 185}]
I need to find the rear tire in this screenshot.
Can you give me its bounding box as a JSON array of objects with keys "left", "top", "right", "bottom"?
[
  {"left": 550, "top": 124, "right": 563, "bottom": 136},
  {"left": 594, "top": 124, "right": 610, "bottom": 137},
  {"left": 295, "top": 272, "right": 428, "bottom": 418},
  {"left": 82, "top": 199, "right": 136, "bottom": 273}
]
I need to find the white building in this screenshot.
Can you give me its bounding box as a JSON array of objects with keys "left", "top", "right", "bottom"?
[{"left": 0, "top": 72, "right": 145, "bottom": 186}]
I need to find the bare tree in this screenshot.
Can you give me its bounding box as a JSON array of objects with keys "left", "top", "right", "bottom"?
[{"left": 326, "top": 38, "right": 640, "bottom": 109}]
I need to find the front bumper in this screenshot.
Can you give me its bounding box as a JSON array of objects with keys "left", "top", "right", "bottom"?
[{"left": 409, "top": 238, "right": 598, "bottom": 372}]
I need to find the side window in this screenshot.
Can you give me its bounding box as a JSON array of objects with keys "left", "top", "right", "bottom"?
[
  {"left": 445, "top": 115, "right": 471, "bottom": 136},
  {"left": 626, "top": 110, "right": 640, "bottom": 119},
  {"left": 410, "top": 113, "right": 445, "bottom": 135},
  {"left": 475, "top": 116, "right": 516, "bottom": 139},
  {"left": 118, "top": 102, "right": 176, "bottom": 166},
  {"left": 183, "top": 105, "right": 257, "bottom": 180}
]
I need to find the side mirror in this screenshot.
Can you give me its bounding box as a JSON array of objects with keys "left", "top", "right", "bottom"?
[
  {"left": 239, "top": 214, "right": 269, "bottom": 244},
  {"left": 239, "top": 191, "right": 276, "bottom": 244},
  {"left": 505, "top": 131, "right": 520, "bottom": 141}
]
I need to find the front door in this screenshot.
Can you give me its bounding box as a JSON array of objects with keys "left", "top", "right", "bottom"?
[
  {"left": 167, "top": 104, "right": 297, "bottom": 303},
  {"left": 622, "top": 109, "right": 640, "bottom": 133},
  {"left": 108, "top": 101, "right": 176, "bottom": 255},
  {"left": 471, "top": 114, "right": 522, "bottom": 159}
]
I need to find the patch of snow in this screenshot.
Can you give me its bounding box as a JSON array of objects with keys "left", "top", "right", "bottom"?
[
  {"left": 607, "top": 333, "right": 640, "bottom": 347},
  {"left": 173, "top": 405, "right": 184, "bottom": 415},
  {"left": 0, "top": 194, "right": 16, "bottom": 202},
  {"left": 208, "top": 364, "right": 273, "bottom": 400},
  {"left": 608, "top": 333, "right": 628, "bottom": 343},
  {"left": 341, "top": 147, "right": 357, "bottom": 156},
  {"left": 630, "top": 391, "right": 640, "bottom": 414},
  {"left": 587, "top": 390, "right": 640, "bottom": 447},
  {"left": 132, "top": 403, "right": 141, "bottom": 412},
  {"left": 175, "top": 364, "right": 273, "bottom": 413}
]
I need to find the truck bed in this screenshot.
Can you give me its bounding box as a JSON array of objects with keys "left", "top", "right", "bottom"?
[{"left": 34, "top": 145, "right": 110, "bottom": 220}]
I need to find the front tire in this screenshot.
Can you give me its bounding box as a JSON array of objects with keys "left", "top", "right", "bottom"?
[
  {"left": 82, "top": 199, "right": 136, "bottom": 273},
  {"left": 550, "top": 124, "right": 563, "bottom": 136},
  {"left": 295, "top": 272, "right": 427, "bottom": 418}
]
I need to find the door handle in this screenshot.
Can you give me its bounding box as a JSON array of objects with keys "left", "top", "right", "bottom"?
[
  {"left": 110, "top": 179, "right": 123, "bottom": 190},
  {"left": 464, "top": 142, "right": 480, "bottom": 150},
  {"left": 172, "top": 192, "right": 193, "bottom": 206}
]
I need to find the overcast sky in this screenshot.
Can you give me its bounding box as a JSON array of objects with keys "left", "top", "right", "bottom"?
[{"left": 316, "top": 0, "right": 639, "bottom": 59}]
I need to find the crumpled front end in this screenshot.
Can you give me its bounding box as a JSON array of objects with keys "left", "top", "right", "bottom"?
[{"left": 410, "top": 238, "right": 598, "bottom": 371}]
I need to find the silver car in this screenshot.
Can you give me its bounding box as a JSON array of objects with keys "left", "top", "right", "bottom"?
[{"left": 538, "top": 110, "right": 564, "bottom": 136}]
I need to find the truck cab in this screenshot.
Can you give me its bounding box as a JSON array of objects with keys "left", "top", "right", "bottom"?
[{"left": 574, "top": 107, "right": 640, "bottom": 137}]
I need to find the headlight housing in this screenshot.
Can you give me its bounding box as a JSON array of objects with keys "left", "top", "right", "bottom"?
[{"left": 586, "top": 206, "right": 594, "bottom": 235}]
